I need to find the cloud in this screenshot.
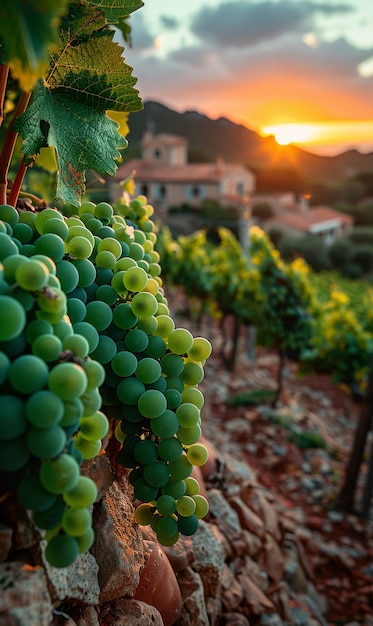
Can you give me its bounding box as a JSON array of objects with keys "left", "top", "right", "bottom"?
[
  {"left": 128, "top": 11, "right": 156, "bottom": 49},
  {"left": 190, "top": 0, "right": 354, "bottom": 48},
  {"left": 159, "top": 16, "right": 179, "bottom": 30}
]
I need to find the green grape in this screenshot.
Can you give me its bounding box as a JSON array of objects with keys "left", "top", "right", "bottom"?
[
  {"left": 0, "top": 436, "right": 30, "bottom": 471},
  {"left": 150, "top": 410, "right": 179, "bottom": 438},
  {"left": 138, "top": 389, "right": 167, "bottom": 418},
  {"left": 134, "top": 477, "right": 158, "bottom": 503},
  {"left": 61, "top": 507, "right": 91, "bottom": 537},
  {"left": 2, "top": 255, "right": 28, "bottom": 283},
  {"left": 143, "top": 461, "right": 170, "bottom": 488},
  {"left": 42, "top": 217, "right": 69, "bottom": 240},
  {"left": 67, "top": 235, "right": 93, "bottom": 260},
  {"left": 37, "top": 288, "right": 66, "bottom": 315},
  {"left": 176, "top": 403, "right": 200, "bottom": 428},
  {"left": 53, "top": 319, "right": 74, "bottom": 341},
  {"left": 153, "top": 315, "right": 175, "bottom": 338},
  {"left": 111, "top": 350, "right": 137, "bottom": 377},
  {"left": 0, "top": 232, "right": 20, "bottom": 259},
  {"left": 0, "top": 351, "right": 10, "bottom": 384},
  {"left": 112, "top": 302, "right": 138, "bottom": 330},
  {"left": 157, "top": 515, "right": 178, "bottom": 538},
  {"left": 186, "top": 444, "right": 209, "bottom": 467},
  {"left": 60, "top": 398, "right": 84, "bottom": 427},
  {"left": 62, "top": 334, "right": 90, "bottom": 359},
  {"left": 72, "top": 322, "right": 99, "bottom": 352},
  {"left": 0, "top": 204, "right": 19, "bottom": 226},
  {"left": 157, "top": 531, "right": 179, "bottom": 546},
  {"left": 17, "top": 474, "right": 57, "bottom": 512},
  {"left": 128, "top": 242, "right": 144, "bottom": 261},
  {"left": 165, "top": 376, "right": 184, "bottom": 393},
  {"left": 76, "top": 527, "right": 95, "bottom": 553},
  {"left": 136, "top": 316, "right": 158, "bottom": 335},
  {"left": 114, "top": 257, "right": 137, "bottom": 272},
  {"left": 161, "top": 479, "right": 186, "bottom": 499},
  {"left": 156, "top": 302, "right": 169, "bottom": 316},
  {"left": 95, "top": 284, "right": 117, "bottom": 306},
  {"left": 90, "top": 335, "right": 117, "bottom": 364},
  {"left": 157, "top": 437, "right": 183, "bottom": 463},
  {"left": 181, "top": 387, "right": 204, "bottom": 409},
  {"left": 13, "top": 222, "right": 33, "bottom": 244},
  {"left": 187, "top": 337, "right": 212, "bottom": 361},
  {"left": 192, "top": 494, "right": 209, "bottom": 519},
  {"left": 97, "top": 236, "right": 122, "bottom": 260},
  {"left": 79, "top": 411, "right": 109, "bottom": 441},
  {"left": 31, "top": 254, "right": 56, "bottom": 276},
  {"left": 81, "top": 358, "right": 105, "bottom": 389},
  {"left": 134, "top": 503, "right": 154, "bottom": 525},
  {"left": 168, "top": 455, "right": 193, "bottom": 480},
  {"left": 27, "top": 425, "right": 66, "bottom": 458},
  {"left": 45, "top": 534, "right": 79, "bottom": 568},
  {"left": 145, "top": 335, "right": 167, "bottom": 359},
  {"left": 74, "top": 433, "right": 101, "bottom": 460},
  {"left": 32, "top": 333, "right": 62, "bottom": 362},
  {"left": 167, "top": 328, "right": 194, "bottom": 355},
  {"left": 164, "top": 389, "right": 182, "bottom": 409},
  {"left": 34, "top": 233, "right": 65, "bottom": 262},
  {"left": 0, "top": 394, "right": 27, "bottom": 439},
  {"left": 121, "top": 404, "right": 143, "bottom": 423},
  {"left": 35, "top": 208, "right": 64, "bottom": 234},
  {"left": 176, "top": 495, "right": 196, "bottom": 517},
  {"left": 131, "top": 292, "right": 158, "bottom": 319},
  {"left": 79, "top": 201, "right": 96, "bottom": 215},
  {"left": 33, "top": 497, "right": 66, "bottom": 530},
  {"left": 95, "top": 201, "right": 113, "bottom": 223},
  {"left": 26, "top": 390, "right": 64, "bottom": 428},
  {"left": 124, "top": 329, "right": 149, "bottom": 352},
  {"left": 67, "top": 298, "right": 86, "bottom": 323},
  {"left": 15, "top": 259, "right": 49, "bottom": 291},
  {"left": 9, "top": 354, "right": 49, "bottom": 394},
  {"left": 12, "top": 289, "right": 34, "bottom": 312},
  {"left": 48, "top": 362, "right": 88, "bottom": 401},
  {"left": 184, "top": 476, "right": 200, "bottom": 496},
  {"left": 177, "top": 513, "right": 199, "bottom": 536},
  {"left": 95, "top": 250, "right": 116, "bottom": 269},
  {"left": 111, "top": 270, "right": 128, "bottom": 297},
  {"left": 133, "top": 439, "right": 158, "bottom": 465},
  {"left": 39, "top": 454, "right": 80, "bottom": 494},
  {"left": 117, "top": 377, "right": 145, "bottom": 404},
  {"left": 177, "top": 424, "right": 202, "bottom": 446},
  {"left": 160, "top": 353, "right": 184, "bottom": 377},
  {"left": 135, "top": 357, "right": 162, "bottom": 384},
  {"left": 84, "top": 301, "right": 113, "bottom": 331},
  {"left": 123, "top": 266, "right": 148, "bottom": 292},
  {"left": 156, "top": 495, "right": 176, "bottom": 516},
  {"left": 0, "top": 295, "right": 26, "bottom": 341},
  {"left": 56, "top": 260, "right": 79, "bottom": 293},
  {"left": 71, "top": 259, "right": 96, "bottom": 288},
  {"left": 81, "top": 387, "right": 102, "bottom": 416},
  {"left": 181, "top": 361, "right": 204, "bottom": 385},
  {"left": 66, "top": 225, "right": 95, "bottom": 247}
]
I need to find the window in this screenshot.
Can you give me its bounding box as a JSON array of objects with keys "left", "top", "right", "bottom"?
[
  {"left": 156, "top": 184, "right": 166, "bottom": 200},
  {"left": 236, "top": 181, "right": 244, "bottom": 196},
  {"left": 153, "top": 148, "right": 161, "bottom": 159},
  {"left": 187, "top": 185, "right": 204, "bottom": 200},
  {"left": 140, "top": 184, "right": 148, "bottom": 196}
]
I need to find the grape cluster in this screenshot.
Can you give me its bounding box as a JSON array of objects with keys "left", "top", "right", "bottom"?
[
  {"left": 0, "top": 193, "right": 210, "bottom": 561},
  {"left": 0, "top": 204, "right": 106, "bottom": 567}
]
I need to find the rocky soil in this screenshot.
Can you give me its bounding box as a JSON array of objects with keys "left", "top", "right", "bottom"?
[{"left": 1, "top": 312, "right": 373, "bottom": 626}]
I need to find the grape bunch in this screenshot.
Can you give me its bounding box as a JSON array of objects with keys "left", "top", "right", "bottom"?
[{"left": 0, "top": 204, "right": 107, "bottom": 568}]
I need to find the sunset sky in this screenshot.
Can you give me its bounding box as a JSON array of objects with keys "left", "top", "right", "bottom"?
[{"left": 122, "top": 0, "right": 373, "bottom": 155}]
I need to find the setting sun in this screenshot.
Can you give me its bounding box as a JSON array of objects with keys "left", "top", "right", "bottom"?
[{"left": 262, "top": 123, "right": 320, "bottom": 146}]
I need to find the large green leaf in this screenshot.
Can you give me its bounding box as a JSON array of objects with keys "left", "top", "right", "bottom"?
[
  {"left": 83, "top": 0, "right": 144, "bottom": 23},
  {"left": 48, "top": 4, "right": 142, "bottom": 112},
  {"left": 0, "top": 0, "right": 70, "bottom": 90},
  {"left": 15, "top": 82, "right": 127, "bottom": 206}
]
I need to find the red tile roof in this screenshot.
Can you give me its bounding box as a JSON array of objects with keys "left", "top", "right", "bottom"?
[
  {"left": 117, "top": 159, "right": 248, "bottom": 184},
  {"left": 267, "top": 206, "right": 353, "bottom": 232}
]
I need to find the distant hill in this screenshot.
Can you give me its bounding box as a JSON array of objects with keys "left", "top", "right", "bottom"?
[{"left": 126, "top": 101, "right": 373, "bottom": 183}]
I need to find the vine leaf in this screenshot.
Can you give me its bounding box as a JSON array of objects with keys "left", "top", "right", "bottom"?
[
  {"left": 84, "top": 0, "right": 144, "bottom": 23},
  {"left": 15, "top": 81, "right": 127, "bottom": 206}
]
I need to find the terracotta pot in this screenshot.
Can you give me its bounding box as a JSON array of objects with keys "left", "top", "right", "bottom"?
[{"left": 134, "top": 543, "right": 182, "bottom": 626}]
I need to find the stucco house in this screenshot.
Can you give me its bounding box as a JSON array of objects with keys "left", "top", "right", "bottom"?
[
  {"left": 113, "top": 131, "right": 256, "bottom": 214},
  {"left": 264, "top": 204, "right": 354, "bottom": 244}
]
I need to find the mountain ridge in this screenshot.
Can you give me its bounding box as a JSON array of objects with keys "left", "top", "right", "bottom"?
[{"left": 126, "top": 101, "right": 373, "bottom": 182}]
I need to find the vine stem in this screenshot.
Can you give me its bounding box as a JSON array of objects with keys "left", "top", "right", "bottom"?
[
  {"left": 0, "top": 90, "right": 31, "bottom": 205},
  {"left": 7, "top": 157, "right": 28, "bottom": 207},
  {"left": 0, "top": 65, "right": 9, "bottom": 127}
]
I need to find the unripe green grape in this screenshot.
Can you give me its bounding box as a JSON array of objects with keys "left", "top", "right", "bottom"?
[
  {"left": 184, "top": 476, "right": 200, "bottom": 496},
  {"left": 27, "top": 425, "right": 67, "bottom": 459},
  {"left": 181, "top": 361, "right": 204, "bottom": 385},
  {"left": 95, "top": 284, "right": 117, "bottom": 305},
  {"left": 167, "top": 328, "right": 194, "bottom": 355},
  {"left": 13, "top": 222, "right": 33, "bottom": 243},
  {"left": 94, "top": 201, "right": 114, "bottom": 223},
  {"left": 56, "top": 259, "right": 79, "bottom": 293},
  {"left": 160, "top": 353, "right": 184, "bottom": 377},
  {"left": 90, "top": 335, "right": 117, "bottom": 364},
  {"left": 157, "top": 437, "right": 183, "bottom": 463},
  {"left": 9, "top": 354, "right": 49, "bottom": 394},
  {"left": 0, "top": 436, "right": 30, "bottom": 471},
  {"left": 42, "top": 217, "right": 69, "bottom": 240},
  {"left": 84, "top": 301, "right": 113, "bottom": 331},
  {"left": 53, "top": 318, "right": 74, "bottom": 341},
  {"left": 177, "top": 513, "right": 199, "bottom": 536},
  {"left": 134, "top": 503, "right": 154, "bottom": 525},
  {"left": 136, "top": 315, "right": 158, "bottom": 335},
  {"left": 133, "top": 439, "right": 158, "bottom": 465},
  {"left": 0, "top": 295, "right": 26, "bottom": 341},
  {"left": 35, "top": 208, "right": 64, "bottom": 234},
  {"left": 37, "top": 288, "right": 66, "bottom": 316},
  {"left": 32, "top": 333, "right": 62, "bottom": 362},
  {"left": 157, "top": 515, "right": 178, "bottom": 538},
  {"left": 114, "top": 257, "right": 137, "bottom": 272},
  {"left": 134, "top": 477, "right": 158, "bottom": 502},
  {"left": 67, "top": 297, "right": 86, "bottom": 323},
  {"left": 61, "top": 507, "right": 91, "bottom": 537},
  {"left": 0, "top": 394, "right": 27, "bottom": 439},
  {"left": 143, "top": 460, "right": 169, "bottom": 488},
  {"left": 115, "top": 421, "right": 126, "bottom": 442},
  {"left": 48, "top": 362, "right": 88, "bottom": 401},
  {"left": 156, "top": 495, "right": 176, "bottom": 516},
  {"left": 66, "top": 224, "right": 95, "bottom": 247},
  {"left": 111, "top": 350, "right": 137, "bottom": 377},
  {"left": 176, "top": 403, "right": 200, "bottom": 428},
  {"left": 39, "top": 454, "right": 80, "bottom": 494},
  {"left": 26, "top": 390, "right": 64, "bottom": 428},
  {"left": 17, "top": 474, "right": 57, "bottom": 512},
  {"left": 177, "top": 423, "right": 202, "bottom": 446},
  {"left": 117, "top": 377, "right": 145, "bottom": 404},
  {"left": 181, "top": 387, "right": 204, "bottom": 409},
  {"left": 135, "top": 357, "right": 162, "bottom": 384},
  {"left": 138, "top": 389, "right": 167, "bottom": 418},
  {"left": 15, "top": 259, "right": 49, "bottom": 291},
  {"left": 67, "top": 235, "right": 93, "bottom": 260},
  {"left": 0, "top": 351, "right": 10, "bottom": 384},
  {"left": 162, "top": 479, "right": 186, "bottom": 499},
  {"left": 45, "top": 534, "right": 79, "bottom": 568},
  {"left": 144, "top": 335, "right": 167, "bottom": 359},
  {"left": 2, "top": 254, "right": 29, "bottom": 282},
  {"left": 74, "top": 433, "right": 101, "bottom": 460},
  {"left": 79, "top": 411, "right": 108, "bottom": 441},
  {"left": 192, "top": 494, "right": 209, "bottom": 519},
  {"left": 0, "top": 232, "right": 19, "bottom": 260},
  {"left": 81, "top": 358, "right": 106, "bottom": 389},
  {"left": 76, "top": 527, "right": 95, "bottom": 553},
  {"left": 72, "top": 321, "right": 99, "bottom": 352},
  {"left": 164, "top": 388, "right": 182, "bottom": 409},
  {"left": 112, "top": 302, "right": 138, "bottom": 330},
  {"left": 0, "top": 203, "right": 19, "bottom": 226},
  {"left": 71, "top": 259, "right": 96, "bottom": 288},
  {"left": 165, "top": 376, "right": 184, "bottom": 393},
  {"left": 123, "top": 266, "right": 148, "bottom": 292},
  {"left": 144, "top": 278, "right": 159, "bottom": 296},
  {"left": 124, "top": 329, "right": 149, "bottom": 352},
  {"left": 95, "top": 250, "right": 116, "bottom": 269},
  {"left": 150, "top": 410, "right": 179, "bottom": 438},
  {"left": 157, "top": 530, "right": 179, "bottom": 546},
  {"left": 154, "top": 315, "right": 175, "bottom": 338},
  {"left": 81, "top": 388, "right": 102, "bottom": 416},
  {"left": 156, "top": 302, "right": 169, "bottom": 316},
  {"left": 186, "top": 443, "right": 209, "bottom": 467},
  {"left": 97, "top": 236, "right": 122, "bottom": 260},
  {"left": 187, "top": 337, "right": 212, "bottom": 361},
  {"left": 128, "top": 242, "right": 144, "bottom": 261},
  {"left": 34, "top": 233, "right": 65, "bottom": 262},
  {"left": 168, "top": 455, "right": 193, "bottom": 480},
  {"left": 131, "top": 292, "right": 158, "bottom": 319},
  {"left": 175, "top": 495, "right": 196, "bottom": 517}
]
